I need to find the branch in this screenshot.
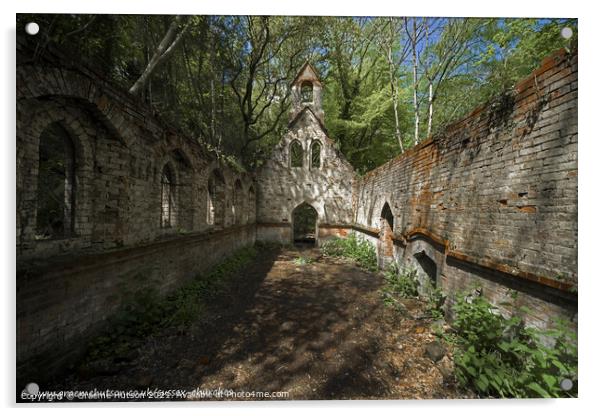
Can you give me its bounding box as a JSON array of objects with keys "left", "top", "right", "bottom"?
[{"left": 129, "top": 15, "right": 191, "bottom": 96}]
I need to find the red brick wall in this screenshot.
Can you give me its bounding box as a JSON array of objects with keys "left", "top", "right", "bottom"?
[{"left": 353, "top": 49, "right": 578, "bottom": 328}]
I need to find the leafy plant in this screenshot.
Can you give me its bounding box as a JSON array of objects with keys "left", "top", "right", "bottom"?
[
  {"left": 293, "top": 256, "right": 314, "bottom": 265},
  {"left": 425, "top": 284, "right": 446, "bottom": 320},
  {"left": 383, "top": 263, "right": 419, "bottom": 298},
  {"left": 451, "top": 292, "right": 577, "bottom": 398},
  {"left": 320, "top": 234, "right": 377, "bottom": 271}
]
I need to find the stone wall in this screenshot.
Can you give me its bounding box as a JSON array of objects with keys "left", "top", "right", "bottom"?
[
  {"left": 256, "top": 108, "right": 356, "bottom": 244},
  {"left": 17, "top": 225, "right": 255, "bottom": 381},
  {"left": 352, "top": 49, "right": 578, "bottom": 329},
  {"left": 16, "top": 39, "right": 257, "bottom": 380}
]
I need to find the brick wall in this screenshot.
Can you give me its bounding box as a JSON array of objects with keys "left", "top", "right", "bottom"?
[
  {"left": 352, "top": 49, "right": 578, "bottom": 329},
  {"left": 17, "top": 225, "right": 256, "bottom": 382},
  {"left": 16, "top": 40, "right": 258, "bottom": 380}
]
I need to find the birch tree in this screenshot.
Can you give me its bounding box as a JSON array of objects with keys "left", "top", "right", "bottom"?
[
  {"left": 376, "top": 17, "right": 410, "bottom": 153},
  {"left": 419, "top": 18, "right": 483, "bottom": 137},
  {"left": 129, "top": 15, "right": 191, "bottom": 96},
  {"left": 404, "top": 17, "right": 426, "bottom": 145}
]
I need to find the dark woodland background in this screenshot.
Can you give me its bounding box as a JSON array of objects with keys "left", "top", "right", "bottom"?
[{"left": 17, "top": 15, "right": 577, "bottom": 173}]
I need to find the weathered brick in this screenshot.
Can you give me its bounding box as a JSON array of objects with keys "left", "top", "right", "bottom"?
[{"left": 352, "top": 49, "right": 577, "bottom": 334}]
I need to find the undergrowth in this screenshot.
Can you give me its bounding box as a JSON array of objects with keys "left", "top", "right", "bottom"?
[
  {"left": 85, "top": 245, "right": 258, "bottom": 363},
  {"left": 450, "top": 291, "right": 578, "bottom": 398},
  {"left": 320, "top": 234, "right": 377, "bottom": 271},
  {"left": 423, "top": 280, "right": 446, "bottom": 320},
  {"left": 383, "top": 263, "right": 419, "bottom": 298},
  {"left": 381, "top": 263, "right": 446, "bottom": 319},
  {"left": 293, "top": 256, "right": 314, "bottom": 265}
]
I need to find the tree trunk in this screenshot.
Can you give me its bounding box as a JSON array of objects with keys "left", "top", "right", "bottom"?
[
  {"left": 424, "top": 19, "right": 434, "bottom": 139},
  {"left": 411, "top": 18, "right": 420, "bottom": 146},
  {"left": 427, "top": 82, "right": 433, "bottom": 138},
  {"left": 386, "top": 18, "right": 403, "bottom": 153},
  {"left": 129, "top": 15, "right": 189, "bottom": 96},
  {"left": 211, "top": 78, "right": 216, "bottom": 144}
]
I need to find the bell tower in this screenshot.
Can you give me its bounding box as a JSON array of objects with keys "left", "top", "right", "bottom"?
[{"left": 290, "top": 62, "right": 324, "bottom": 124}]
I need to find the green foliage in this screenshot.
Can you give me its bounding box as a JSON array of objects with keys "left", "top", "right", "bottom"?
[
  {"left": 86, "top": 245, "right": 258, "bottom": 362},
  {"left": 451, "top": 292, "right": 578, "bottom": 398},
  {"left": 432, "top": 18, "right": 577, "bottom": 136},
  {"left": 320, "top": 234, "right": 377, "bottom": 271},
  {"left": 293, "top": 256, "right": 314, "bottom": 265},
  {"left": 383, "top": 264, "right": 419, "bottom": 298},
  {"left": 321, "top": 17, "right": 411, "bottom": 173},
  {"left": 381, "top": 264, "right": 446, "bottom": 319},
  {"left": 425, "top": 283, "right": 446, "bottom": 320},
  {"left": 17, "top": 14, "right": 577, "bottom": 172},
  {"left": 198, "top": 142, "right": 247, "bottom": 173}
]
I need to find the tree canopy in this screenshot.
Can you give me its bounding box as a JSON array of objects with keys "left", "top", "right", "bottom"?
[{"left": 17, "top": 14, "right": 577, "bottom": 174}]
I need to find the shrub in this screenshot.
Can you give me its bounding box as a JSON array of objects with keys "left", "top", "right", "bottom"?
[
  {"left": 451, "top": 292, "right": 577, "bottom": 398},
  {"left": 425, "top": 285, "right": 446, "bottom": 320},
  {"left": 381, "top": 264, "right": 446, "bottom": 319},
  {"left": 383, "top": 263, "right": 419, "bottom": 298},
  {"left": 321, "top": 234, "right": 377, "bottom": 271},
  {"left": 293, "top": 256, "right": 314, "bottom": 265}
]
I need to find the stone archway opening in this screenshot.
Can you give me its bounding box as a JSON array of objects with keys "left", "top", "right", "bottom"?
[
  {"left": 292, "top": 202, "right": 318, "bottom": 246},
  {"left": 378, "top": 202, "right": 394, "bottom": 268}
]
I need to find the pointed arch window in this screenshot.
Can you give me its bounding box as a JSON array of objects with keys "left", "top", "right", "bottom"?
[
  {"left": 247, "top": 185, "right": 255, "bottom": 224},
  {"left": 381, "top": 202, "right": 394, "bottom": 231},
  {"left": 207, "top": 177, "right": 216, "bottom": 225},
  {"left": 36, "top": 122, "right": 76, "bottom": 239},
  {"left": 207, "top": 169, "right": 225, "bottom": 227},
  {"left": 161, "top": 164, "right": 176, "bottom": 228},
  {"left": 311, "top": 141, "right": 321, "bottom": 169},
  {"left": 290, "top": 140, "right": 303, "bottom": 168}
]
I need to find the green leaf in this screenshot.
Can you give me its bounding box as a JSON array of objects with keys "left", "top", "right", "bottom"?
[
  {"left": 475, "top": 376, "right": 489, "bottom": 392},
  {"left": 527, "top": 382, "right": 551, "bottom": 398},
  {"left": 552, "top": 360, "right": 568, "bottom": 373},
  {"left": 542, "top": 374, "right": 557, "bottom": 390}
]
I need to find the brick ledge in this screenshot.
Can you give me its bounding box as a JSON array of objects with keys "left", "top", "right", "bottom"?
[{"left": 350, "top": 224, "right": 576, "bottom": 293}]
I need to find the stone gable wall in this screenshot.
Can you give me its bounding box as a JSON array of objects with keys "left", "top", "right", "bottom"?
[{"left": 256, "top": 109, "right": 356, "bottom": 243}]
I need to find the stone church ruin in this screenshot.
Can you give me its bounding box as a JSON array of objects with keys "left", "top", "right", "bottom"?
[{"left": 16, "top": 37, "right": 577, "bottom": 384}]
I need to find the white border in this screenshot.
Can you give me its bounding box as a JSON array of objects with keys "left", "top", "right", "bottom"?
[{"left": 2, "top": 1, "right": 599, "bottom": 415}]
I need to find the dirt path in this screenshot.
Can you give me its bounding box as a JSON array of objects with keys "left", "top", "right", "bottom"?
[{"left": 59, "top": 246, "right": 469, "bottom": 400}]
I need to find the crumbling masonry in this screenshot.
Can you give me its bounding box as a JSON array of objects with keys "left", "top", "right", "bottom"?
[{"left": 16, "top": 40, "right": 577, "bottom": 382}]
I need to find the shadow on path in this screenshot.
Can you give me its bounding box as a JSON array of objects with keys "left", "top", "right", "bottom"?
[{"left": 58, "top": 245, "right": 466, "bottom": 400}]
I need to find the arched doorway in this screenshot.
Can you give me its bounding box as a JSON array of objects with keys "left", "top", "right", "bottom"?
[
  {"left": 378, "top": 202, "right": 394, "bottom": 268},
  {"left": 292, "top": 202, "right": 318, "bottom": 245}
]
